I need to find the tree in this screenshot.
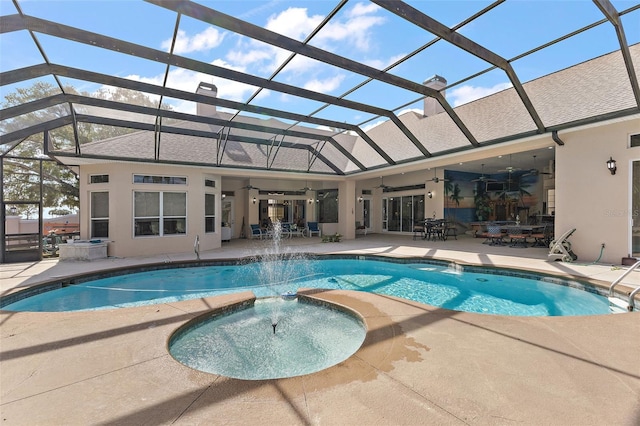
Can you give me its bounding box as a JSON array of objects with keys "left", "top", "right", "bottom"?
[{"left": 1, "top": 82, "right": 169, "bottom": 217}]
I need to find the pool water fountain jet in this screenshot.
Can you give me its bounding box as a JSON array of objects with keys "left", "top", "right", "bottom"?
[
  {"left": 168, "top": 220, "right": 367, "bottom": 380},
  {"left": 253, "top": 220, "right": 307, "bottom": 333}
]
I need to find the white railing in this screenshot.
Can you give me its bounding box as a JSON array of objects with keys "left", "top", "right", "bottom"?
[
  {"left": 194, "top": 234, "right": 200, "bottom": 260},
  {"left": 608, "top": 260, "right": 640, "bottom": 311}
]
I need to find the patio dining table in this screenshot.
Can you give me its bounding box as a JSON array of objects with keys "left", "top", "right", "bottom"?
[
  {"left": 501, "top": 225, "right": 546, "bottom": 248},
  {"left": 501, "top": 225, "right": 546, "bottom": 233}
]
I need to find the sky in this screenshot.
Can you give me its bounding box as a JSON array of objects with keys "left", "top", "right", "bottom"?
[{"left": 1, "top": 0, "right": 639, "bottom": 131}]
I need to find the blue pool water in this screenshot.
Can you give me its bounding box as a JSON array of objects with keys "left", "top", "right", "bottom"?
[
  {"left": 2, "top": 258, "right": 611, "bottom": 316},
  {"left": 169, "top": 298, "right": 366, "bottom": 380}
]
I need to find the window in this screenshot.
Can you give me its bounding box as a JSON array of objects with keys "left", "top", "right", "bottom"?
[
  {"left": 134, "top": 191, "right": 186, "bottom": 237},
  {"left": 205, "top": 193, "right": 215, "bottom": 233},
  {"left": 90, "top": 174, "right": 109, "bottom": 184},
  {"left": 317, "top": 189, "right": 338, "bottom": 223},
  {"left": 631, "top": 134, "right": 640, "bottom": 148},
  {"left": 205, "top": 179, "right": 216, "bottom": 188},
  {"left": 90, "top": 192, "right": 109, "bottom": 238},
  {"left": 133, "top": 175, "right": 187, "bottom": 185}
]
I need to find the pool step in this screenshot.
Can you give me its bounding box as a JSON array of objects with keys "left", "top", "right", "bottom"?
[{"left": 608, "top": 296, "right": 630, "bottom": 313}]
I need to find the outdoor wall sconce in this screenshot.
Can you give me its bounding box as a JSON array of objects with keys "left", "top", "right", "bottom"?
[
  {"left": 358, "top": 196, "right": 363, "bottom": 203},
  {"left": 252, "top": 197, "right": 257, "bottom": 204},
  {"left": 308, "top": 199, "right": 313, "bottom": 204},
  {"left": 427, "top": 191, "right": 433, "bottom": 198},
  {"left": 221, "top": 193, "right": 226, "bottom": 199},
  {"left": 10, "top": 205, "right": 17, "bottom": 215},
  {"left": 606, "top": 157, "right": 617, "bottom": 175}
]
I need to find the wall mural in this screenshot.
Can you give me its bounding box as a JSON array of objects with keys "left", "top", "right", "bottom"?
[{"left": 442, "top": 170, "right": 541, "bottom": 226}]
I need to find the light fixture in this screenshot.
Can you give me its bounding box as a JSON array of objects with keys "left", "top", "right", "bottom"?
[
  {"left": 308, "top": 199, "right": 313, "bottom": 204},
  {"left": 221, "top": 193, "right": 226, "bottom": 199},
  {"left": 252, "top": 197, "right": 257, "bottom": 204},
  {"left": 606, "top": 157, "right": 617, "bottom": 175},
  {"left": 10, "top": 205, "right": 17, "bottom": 215},
  {"left": 358, "top": 196, "right": 363, "bottom": 203},
  {"left": 427, "top": 191, "right": 433, "bottom": 199}
]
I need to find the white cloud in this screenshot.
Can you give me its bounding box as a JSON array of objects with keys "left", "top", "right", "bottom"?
[
  {"left": 265, "top": 7, "right": 323, "bottom": 40},
  {"left": 123, "top": 60, "right": 260, "bottom": 114},
  {"left": 226, "top": 45, "right": 274, "bottom": 68},
  {"left": 303, "top": 74, "right": 345, "bottom": 93},
  {"left": 397, "top": 108, "right": 423, "bottom": 116},
  {"left": 346, "top": 2, "right": 381, "bottom": 18},
  {"left": 449, "top": 82, "right": 513, "bottom": 107},
  {"left": 162, "top": 27, "right": 225, "bottom": 54},
  {"left": 229, "top": 3, "right": 386, "bottom": 77},
  {"left": 363, "top": 53, "right": 407, "bottom": 70},
  {"left": 361, "top": 118, "right": 387, "bottom": 132},
  {"left": 318, "top": 2, "right": 385, "bottom": 51}
]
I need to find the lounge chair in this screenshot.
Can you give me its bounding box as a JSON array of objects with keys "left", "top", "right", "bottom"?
[
  {"left": 306, "top": 221, "right": 321, "bottom": 237},
  {"left": 548, "top": 228, "right": 578, "bottom": 262}
]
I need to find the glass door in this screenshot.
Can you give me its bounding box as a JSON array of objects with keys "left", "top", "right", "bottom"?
[
  {"left": 362, "top": 199, "right": 371, "bottom": 229},
  {"left": 221, "top": 197, "right": 234, "bottom": 240}
]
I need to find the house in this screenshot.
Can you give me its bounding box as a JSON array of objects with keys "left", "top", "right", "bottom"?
[{"left": 47, "top": 46, "right": 640, "bottom": 263}]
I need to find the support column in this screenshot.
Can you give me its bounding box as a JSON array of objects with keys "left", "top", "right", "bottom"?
[{"left": 338, "top": 180, "right": 356, "bottom": 239}]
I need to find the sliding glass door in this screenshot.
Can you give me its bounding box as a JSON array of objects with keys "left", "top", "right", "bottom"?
[{"left": 383, "top": 195, "right": 425, "bottom": 233}]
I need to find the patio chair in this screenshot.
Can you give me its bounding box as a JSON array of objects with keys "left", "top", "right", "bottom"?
[
  {"left": 508, "top": 226, "right": 529, "bottom": 248},
  {"left": 280, "top": 222, "right": 293, "bottom": 239},
  {"left": 306, "top": 221, "right": 321, "bottom": 237},
  {"left": 486, "top": 224, "right": 504, "bottom": 246},
  {"left": 356, "top": 221, "right": 368, "bottom": 236},
  {"left": 531, "top": 224, "right": 550, "bottom": 247},
  {"left": 412, "top": 221, "right": 424, "bottom": 240},
  {"left": 444, "top": 222, "right": 457, "bottom": 240},
  {"left": 249, "top": 224, "right": 264, "bottom": 240}
]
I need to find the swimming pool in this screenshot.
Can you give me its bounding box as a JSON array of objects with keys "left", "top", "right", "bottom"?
[{"left": 1, "top": 257, "right": 612, "bottom": 316}]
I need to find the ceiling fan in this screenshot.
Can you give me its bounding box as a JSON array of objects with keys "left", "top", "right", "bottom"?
[
  {"left": 497, "top": 154, "right": 521, "bottom": 173},
  {"left": 299, "top": 181, "right": 313, "bottom": 191},
  {"left": 373, "top": 176, "right": 391, "bottom": 190},
  {"left": 426, "top": 167, "right": 449, "bottom": 183},
  {"left": 471, "top": 164, "right": 496, "bottom": 182},
  {"left": 523, "top": 155, "right": 553, "bottom": 177},
  {"left": 235, "top": 184, "right": 260, "bottom": 190}
]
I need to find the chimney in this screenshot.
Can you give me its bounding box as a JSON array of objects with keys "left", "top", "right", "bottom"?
[
  {"left": 196, "top": 82, "right": 218, "bottom": 116},
  {"left": 423, "top": 75, "right": 446, "bottom": 117}
]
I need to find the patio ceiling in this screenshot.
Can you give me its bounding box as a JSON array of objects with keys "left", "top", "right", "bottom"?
[{"left": 1, "top": 0, "right": 639, "bottom": 176}]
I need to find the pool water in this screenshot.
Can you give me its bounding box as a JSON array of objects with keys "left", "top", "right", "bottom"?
[
  {"left": 2, "top": 259, "right": 611, "bottom": 316},
  {"left": 169, "top": 298, "right": 366, "bottom": 380}
]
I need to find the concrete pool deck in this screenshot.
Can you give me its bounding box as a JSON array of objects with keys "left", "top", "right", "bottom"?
[{"left": 1, "top": 234, "right": 639, "bottom": 425}]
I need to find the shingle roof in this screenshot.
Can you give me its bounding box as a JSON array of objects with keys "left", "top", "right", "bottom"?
[{"left": 67, "top": 43, "right": 638, "bottom": 174}]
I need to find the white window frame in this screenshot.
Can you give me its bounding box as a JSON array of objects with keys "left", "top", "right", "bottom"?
[
  {"left": 205, "top": 192, "right": 215, "bottom": 233},
  {"left": 90, "top": 191, "right": 109, "bottom": 238},
  {"left": 133, "top": 191, "right": 187, "bottom": 237}
]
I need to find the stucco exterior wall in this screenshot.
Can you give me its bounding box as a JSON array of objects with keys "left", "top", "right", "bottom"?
[
  {"left": 79, "top": 163, "right": 222, "bottom": 258},
  {"left": 555, "top": 117, "right": 640, "bottom": 264}
]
